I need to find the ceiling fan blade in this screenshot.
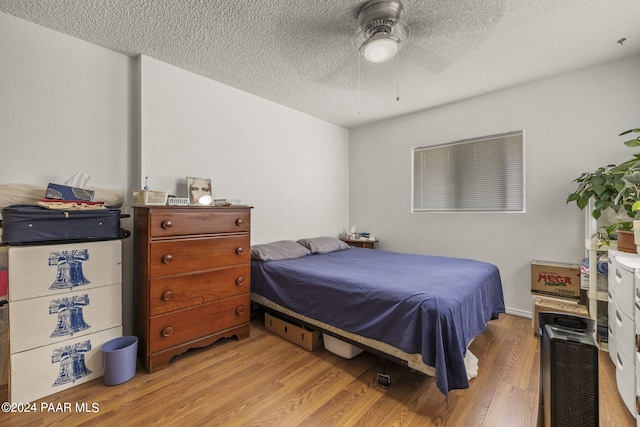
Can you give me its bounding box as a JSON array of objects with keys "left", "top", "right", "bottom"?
[
  {"left": 400, "top": 0, "right": 505, "bottom": 73},
  {"left": 402, "top": 47, "right": 451, "bottom": 74}
]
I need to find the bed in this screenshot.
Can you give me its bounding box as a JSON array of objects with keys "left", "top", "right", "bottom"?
[{"left": 250, "top": 237, "right": 505, "bottom": 398}]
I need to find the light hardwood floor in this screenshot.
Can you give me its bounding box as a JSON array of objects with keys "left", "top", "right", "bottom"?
[{"left": 0, "top": 313, "right": 635, "bottom": 426}]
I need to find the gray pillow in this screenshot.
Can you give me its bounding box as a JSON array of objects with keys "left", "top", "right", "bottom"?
[
  {"left": 297, "top": 236, "right": 350, "bottom": 254},
  {"left": 250, "top": 240, "right": 311, "bottom": 261}
]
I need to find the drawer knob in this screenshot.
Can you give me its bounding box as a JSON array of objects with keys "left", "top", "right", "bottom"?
[
  {"left": 235, "top": 218, "right": 244, "bottom": 226},
  {"left": 236, "top": 306, "right": 245, "bottom": 316},
  {"left": 162, "top": 290, "right": 174, "bottom": 301},
  {"left": 161, "top": 220, "right": 173, "bottom": 229},
  {"left": 236, "top": 247, "right": 245, "bottom": 255},
  {"left": 236, "top": 276, "right": 245, "bottom": 285},
  {"left": 162, "top": 254, "right": 174, "bottom": 264},
  {"left": 162, "top": 326, "right": 173, "bottom": 337},
  {"left": 637, "top": 334, "right": 640, "bottom": 352}
]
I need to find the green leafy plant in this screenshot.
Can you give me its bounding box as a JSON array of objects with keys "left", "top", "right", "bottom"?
[
  {"left": 566, "top": 164, "right": 627, "bottom": 220},
  {"left": 567, "top": 126, "right": 640, "bottom": 233},
  {"left": 612, "top": 127, "right": 640, "bottom": 220},
  {"left": 621, "top": 127, "right": 640, "bottom": 148},
  {"left": 595, "top": 223, "right": 619, "bottom": 247}
]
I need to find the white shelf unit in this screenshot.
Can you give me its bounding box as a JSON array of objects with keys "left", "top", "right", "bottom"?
[{"left": 584, "top": 200, "right": 614, "bottom": 350}]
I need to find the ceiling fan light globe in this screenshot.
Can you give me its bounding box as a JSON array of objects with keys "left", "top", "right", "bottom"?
[{"left": 361, "top": 35, "right": 400, "bottom": 63}]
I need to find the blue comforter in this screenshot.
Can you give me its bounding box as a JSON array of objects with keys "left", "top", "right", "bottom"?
[{"left": 251, "top": 247, "right": 505, "bottom": 397}]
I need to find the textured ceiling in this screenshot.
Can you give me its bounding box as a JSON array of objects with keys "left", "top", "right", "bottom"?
[{"left": 1, "top": 0, "right": 639, "bottom": 129}]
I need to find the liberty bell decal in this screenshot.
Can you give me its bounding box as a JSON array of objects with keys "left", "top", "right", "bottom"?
[
  {"left": 52, "top": 340, "right": 93, "bottom": 386},
  {"left": 49, "top": 294, "right": 91, "bottom": 337},
  {"left": 49, "top": 249, "right": 91, "bottom": 290}
]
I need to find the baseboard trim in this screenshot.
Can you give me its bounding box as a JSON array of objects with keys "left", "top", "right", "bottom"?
[{"left": 505, "top": 307, "right": 531, "bottom": 318}]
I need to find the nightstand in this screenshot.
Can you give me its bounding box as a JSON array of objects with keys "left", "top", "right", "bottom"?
[{"left": 341, "top": 238, "right": 378, "bottom": 249}]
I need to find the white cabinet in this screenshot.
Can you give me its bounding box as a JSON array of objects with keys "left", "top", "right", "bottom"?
[
  {"left": 608, "top": 283, "right": 617, "bottom": 365},
  {"left": 608, "top": 249, "right": 640, "bottom": 418},
  {"left": 635, "top": 269, "right": 640, "bottom": 427},
  {"left": 7, "top": 240, "right": 123, "bottom": 402}
]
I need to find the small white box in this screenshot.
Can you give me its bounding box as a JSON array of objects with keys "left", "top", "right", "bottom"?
[
  {"left": 323, "top": 334, "right": 363, "bottom": 359},
  {"left": 168, "top": 197, "right": 189, "bottom": 206}
]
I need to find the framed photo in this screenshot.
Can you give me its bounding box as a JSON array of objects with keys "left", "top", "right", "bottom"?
[{"left": 186, "top": 177, "right": 212, "bottom": 205}]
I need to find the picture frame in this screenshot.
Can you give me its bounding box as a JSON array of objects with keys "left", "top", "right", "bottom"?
[{"left": 186, "top": 177, "right": 213, "bottom": 205}]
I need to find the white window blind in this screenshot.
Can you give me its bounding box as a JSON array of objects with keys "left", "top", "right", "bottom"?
[{"left": 412, "top": 130, "right": 524, "bottom": 212}]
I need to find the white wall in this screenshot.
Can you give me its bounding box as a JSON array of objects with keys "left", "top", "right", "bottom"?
[
  {"left": 0, "top": 12, "right": 136, "bottom": 193},
  {"left": 0, "top": 12, "right": 350, "bottom": 335},
  {"left": 140, "top": 55, "right": 350, "bottom": 244},
  {"left": 0, "top": 12, "right": 138, "bottom": 333},
  {"left": 4, "top": 7, "right": 640, "bottom": 324},
  {"left": 349, "top": 55, "right": 640, "bottom": 317}
]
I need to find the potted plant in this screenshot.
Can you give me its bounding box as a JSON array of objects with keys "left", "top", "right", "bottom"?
[
  {"left": 622, "top": 127, "right": 640, "bottom": 248},
  {"left": 567, "top": 126, "right": 640, "bottom": 251}
]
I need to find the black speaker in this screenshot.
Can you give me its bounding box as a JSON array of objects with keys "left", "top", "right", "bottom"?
[{"left": 539, "top": 312, "right": 599, "bottom": 427}]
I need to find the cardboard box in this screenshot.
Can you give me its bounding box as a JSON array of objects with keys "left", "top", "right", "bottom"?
[
  {"left": 533, "top": 296, "right": 588, "bottom": 336},
  {"left": 531, "top": 260, "right": 581, "bottom": 300},
  {"left": 264, "top": 312, "right": 322, "bottom": 351},
  {"left": 580, "top": 271, "right": 608, "bottom": 292}
]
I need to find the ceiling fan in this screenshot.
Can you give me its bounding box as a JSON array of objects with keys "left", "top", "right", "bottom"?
[
  {"left": 280, "top": 0, "right": 503, "bottom": 89},
  {"left": 355, "top": 0, "right": 410, "bottom": 64}
]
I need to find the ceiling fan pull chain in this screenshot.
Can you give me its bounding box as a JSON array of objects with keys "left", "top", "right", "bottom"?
[
  {"left": 396, "top": 51, "right": 400, "bottom": 101},
  {"left": 358, "top": 51, "right": 362, "bottom": 115}
]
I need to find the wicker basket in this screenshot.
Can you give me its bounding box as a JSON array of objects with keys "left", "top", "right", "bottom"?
[{"left": 133, "top": 190, "right": 168, "bottom": 206}]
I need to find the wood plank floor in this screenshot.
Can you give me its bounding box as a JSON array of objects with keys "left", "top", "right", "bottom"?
[{"left": 0, "top": 313, "right": 635, "bottom": 426}]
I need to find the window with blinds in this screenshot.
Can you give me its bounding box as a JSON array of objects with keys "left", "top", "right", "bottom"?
[{"left": 412, "top": 130, "right": 525, "bottom": 212}]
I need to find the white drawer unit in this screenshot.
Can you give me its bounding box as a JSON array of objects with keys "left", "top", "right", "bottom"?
[
  {"left": 608, "top": 249, "right": 640, "bottom": 418},
  {"left": 8, "top": 240, "right": 122, "bottom": 301},
  {"left": 609, "top": 289, "right": 618, "bottom": 365},
  {"left": 9, "top": 283, "right": 122, "bottom": 353},
  {"left": 637, "top": 352, "right": 640, "bottom": 427},
  {"left": 613, "top": 252, "right": 638, "bottom": 319},
  {"left": 10, "top": 326, "right": 121, "bottom": 402},
  {"left": 7, "top": 239, "right": 123, "bottom": 402},
  {"left": 615, "top": 306, "right": 636, "bottom": 366},
  {"left": 636, "top": 268, "right": 640, "bottom": 426},
  {"left": 636, "top": 275, "right": 640, "bottom": 339},
  {"left": 616, "top": 350, "right": 637, "bottom": 417},
  {"left": 609, "top": 254, "right": 617, "bottom": 296}
]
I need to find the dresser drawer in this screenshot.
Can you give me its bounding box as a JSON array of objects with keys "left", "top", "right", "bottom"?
[
  {"left": 614, "top": 307, "right": 636, "bottom": 367},
  {"left": 149, "top": 209, "right": 250, "bottom": 237},
  {"left": 150, "top": 266, "right": 249, "bottom": 315},
  {"left": 613, "top": 260, "right": 636, "bottom": 319},
  {"left": 10, "top": 326, "right": 122, "bottom": 403},
  {"left": 10, "top": 283, "right": 122, "bottom": 353},
  {"left": 615, "top": 350, "right": 637, "bottom": 417},
  {"left": 8, "top": 240, "right": 122, "bottom": 301},
  {"left": 149, "top": 294, "right": 249, "bottom": 352},
  {"left": 149, "top": 235, "right": 249, "bottom": 277}
]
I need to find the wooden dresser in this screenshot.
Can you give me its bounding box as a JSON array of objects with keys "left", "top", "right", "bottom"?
[{"left": 133, "top": 205, "right": 251, "bottom": 372}]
